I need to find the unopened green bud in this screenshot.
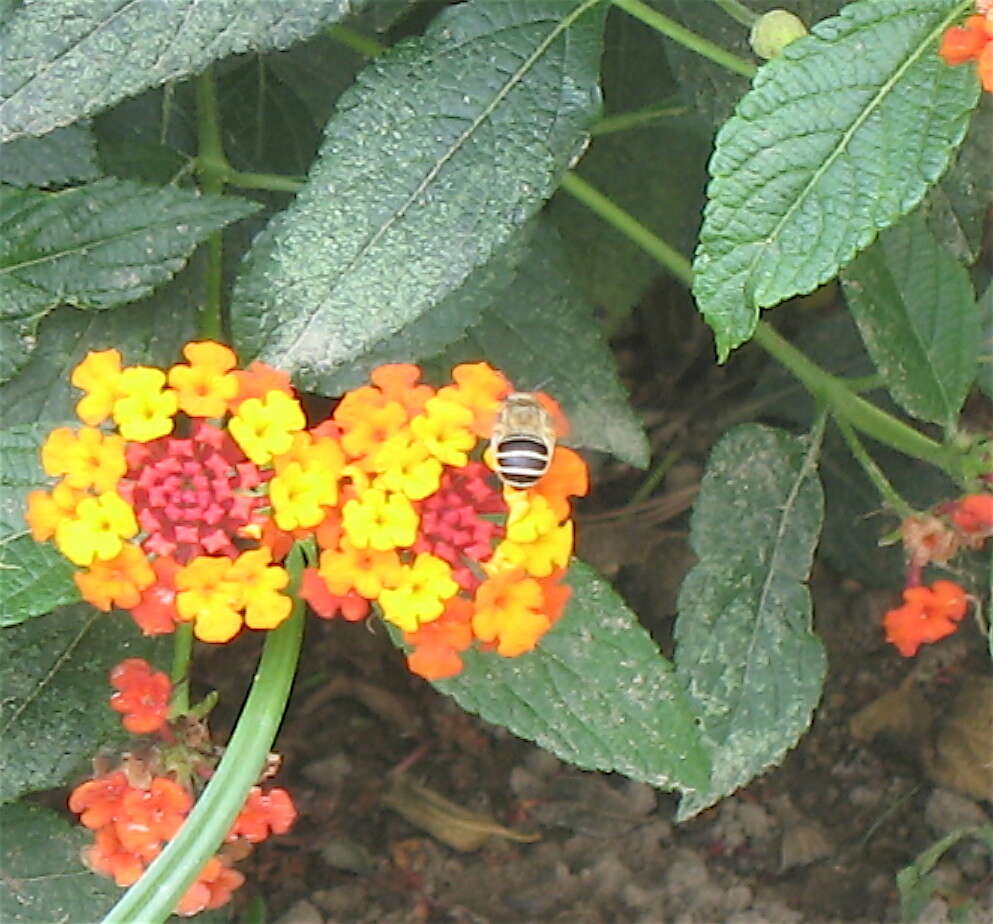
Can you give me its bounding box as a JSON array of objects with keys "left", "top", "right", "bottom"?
[{"left": 750, "top": 9, "right": 808, "bottom": 60}]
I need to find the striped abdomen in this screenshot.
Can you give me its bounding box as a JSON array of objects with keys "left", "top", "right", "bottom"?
[{"left": 494, "top": 435, "right": 552, "bottom": 489}]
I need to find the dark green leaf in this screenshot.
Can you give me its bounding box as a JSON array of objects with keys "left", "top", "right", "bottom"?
[
  {"left": 432, "top": 560, "right": 711, "bottom": 795},
  {"left": 549, "top": 10, "right": 710, "bottom": 323},
  {"left": 231, "top": 0, "right": 609, "bottom": 391},
  {"left": 675, "top": 424, "right": 826, "bottom": 819},
  {"left": 0, "top": 265, "right": 199, "bottom": 429},
  {"left": 0, "top": 801, "right": 119, "bottom": 922},
  {"left": 922, "top": 95, "right": 993, "bottom": 266},
  {"left": 842, "top": 211, "right": 979, "bottom": 429},
  {"left": 0, "top": 606, "right": 166, "bottom": 803},
  {"left": 319, "top": 222, "right": 536, "bottom": 395},
  {"left": 0, "top": 179, "right": 257, "bottom": 383},
  {"left": 0, "top": 424, "right": 79, "bottom": 626},
  {"left": 0, "top": 124, "right": 100, "bottom": 188},
  {"left": 445, "top": 220, "right": 650, "bottom": 467},
  {"left": 0, "top": 0, "right": 366, "bottom": 142},
  {"left": 692, "top": 0, "right": 980, "bottom": 361}
]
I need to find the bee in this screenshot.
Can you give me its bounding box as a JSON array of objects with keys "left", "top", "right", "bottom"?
[{"left": 490, "top": 392, "right": 556, "bottom": 489}]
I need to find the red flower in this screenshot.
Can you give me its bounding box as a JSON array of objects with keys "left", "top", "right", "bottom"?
[
  {"left": 226, "top": 786, "right": 298, "bottom": 843},
  {"left": 939, "top": 13, "right": 993, "bottom": 92},
  {"left": 109, "top": 658, "right": 171, "bottom": 734},
  {"left": 883, "top": 580, "right": 969, "bottom": 657},
  {"left": 950, "top": 493, "right": 993, "bottom": 536}
]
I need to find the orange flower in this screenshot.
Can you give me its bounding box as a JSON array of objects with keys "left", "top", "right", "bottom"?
[
  {"left": 26, "top": 482, "right": 83, "bottom": 541},
  {"left": 404, "top": 596, "right": 475, "bottom": 679},
  {"left": 939, "top": 12, "right": 993, "bottom": 92},
  {"left": 299, "top": 568, "right": 370, "bottom": 622},
  {"left": 231, "top": 360, "right": 294, "bottom": 410},
  {"left": 438, "top": 362, "right": 511, "bottom": 436},
  {"left": 883, "top": 580, "right": 969, "bottom": 657},
  {"left": 109, "top": 658, "right": 171, "bottom": 734},
  {"left": 534, "top": 446, "right": 589, "bottom": 519},
  {"left": 370, "top": 364, "right": 434, "bottom": 417},
  {"left": 951, "top": 493, "right": 993, "bottom": 536},
  {"left": 472, "top": 569, "right": 550, "bottom": 656},
  {"left": 75, "top": 544, "right": 156, "bottom": 611},
  {"left": 167, "top": 341, "right": 239, "bottom": 418}
]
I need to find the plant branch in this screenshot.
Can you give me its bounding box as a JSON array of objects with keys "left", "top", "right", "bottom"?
[
  {"left": 611, "top": 0, "right": 757, "bottom": 77},
  {"left": 712, "top": 0, "right": 759, "bottom": 28},
  {"left": 592, "top": 99, "right": 687, "bottom": 135}
]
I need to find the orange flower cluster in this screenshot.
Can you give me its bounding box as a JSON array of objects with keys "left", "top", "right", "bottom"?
[
  {"left": 27, "top": 342, "right": 297, "bottom": 644},
  {"left": 883, "top": 492, "right": 991, "bottom": 657},
  {"left": 297, "top": 362, "right": 587, "bottom": 679},
  {"left": 27, "top": 344, "right": 587, "bottom": 676},
  {"left": 69, "top": 659, "right": 298, "bottom": 916},
  {"left": 939, "top": 6, "right": 993, "bottom": 92}
]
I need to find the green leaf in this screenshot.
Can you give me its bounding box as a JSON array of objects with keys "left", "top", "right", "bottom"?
[
  {"left": 921, "top": 94, "right": 993, "bottom": 266},
  {"left": 692, "top": 0, "right": 980, "bottom": 361},
  {"left": 674, "top": 424, "right": 826, "bottom": 819},
  {"left": 0, "top": 424, "right": 79, "bottom": 627},
  {"left": 0, "top": 124, "right": 100, "bottom": 188},
  {"left": 231, "top": 0, "right": 609, "bottom": 391},
  {"left": 0, "top": 606, "right": 166, "bottom": 803},
  {"left": 0, "top": 0, "right": 365, "bottom": 142},
  {"left": 318, "top": 222, "right": 536, "bottom": 396},
  {"left": 0, "top": 179, "right": 258, "bottom": 383},
  {"left": 841, "top": 210, "right": 979, "bottom": 429},
  {"left": 432, "top": 560, "right": 711, "bottom": 795},
  {"left": 443, "top": 220, "right": 650, "bottom": 467},
  {"left": 897, "top": 825, "right": 993, "bottom": 922},
  {"left": 0, "top": 265, "right": 199, "bottom": 429},
  {"left": 0, "top": 801, "right": 119, "bottom": 922}
]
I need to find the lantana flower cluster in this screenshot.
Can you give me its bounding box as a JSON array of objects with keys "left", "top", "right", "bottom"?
[
  {"left": 882, "top": 493, "right": 992, "bottom": 657},
  {"left": 939, "top": 2, "right": 993, "bottom": 92},
  {"left": 27, "top": 343, "right": 586, "bottom": 678},
  {"left": 70, "top": 659, "right": 296, "bottom": 916}
]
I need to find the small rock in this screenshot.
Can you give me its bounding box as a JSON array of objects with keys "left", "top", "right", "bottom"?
[
  {"left": 722, "top": 884, "right": 753, "bottom": 913},
  {"left": 312, "top": 884, "right": 366, "bottom": 917},
  {"left": 275, "top": 899, "right": 324, "bottom": 924},
  {"left": 320, "top": 836, "right": 375, "bottom": 875},
  {"left": 302, "top": 753, "right": 352, "bottom": 786},
  {"left": 779, "top": 822, "right": 832, "bottom": 871},
  {"left": 915, "top": 897, "right": 951, "bottom": 923},
  {"left": 924, "top": 788, "right": 990, "bottom": 837},
  {"left": 737, "top": 801, "right": 775, "bottom": 841},
  {"left": 624, "top": 781, "right": 657, "bottom": 815}
]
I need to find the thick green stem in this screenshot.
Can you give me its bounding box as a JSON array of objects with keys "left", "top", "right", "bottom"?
[
  {"left": 326, "top": 23, "right": 387, "bottom": 57},
  {"left": 611, "top": 0, "right": 757, "bottom": 77},
  {"left": 832, "top": 415, "right": 914, "bottom": 517},
  {"left": 221, "top": 168, "right": 305, "bottom": 193},
  {"left": 169, "top": 623, "right": 194, "bottom": 713},
  {"left": 103, "top": 552, "right": 306, "bottom": 924}
]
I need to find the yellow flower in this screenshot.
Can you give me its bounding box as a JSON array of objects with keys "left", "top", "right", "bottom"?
[
  {"left": 26, "top": 482, "right": 84, "bottom": 541},
  {"left": 369, "top": 432, "right": 442, "bottom": 500},
  {"left": 488, "top": 520, "right": 573, "bottom": 578},
  {"left": 270, "top": 461, "right": 338, "bottom": 531},
  {"left": 167, "top": 341, "right": 239, "bottom": 418},
  {"left": 175, "top": 556, "right": 242, "bottom": 643},
  {"left": 318, "top": 540, "right": 403, "bottom": 598},
  {"left": 228, "top": 390, "right": 306, "bottom": 465},
  {"left": 230, "top": 548, "right": 291, "bottom": 631},
  {"left": 71, "top": 349, "right": 124, "bottom": 425},
  {"left": 409, "top": 396, "right": 476, "bottom": 466},
  {"left": 378, "top": 553, "right": 459, "bottom": 632},
  {"left": 504, "top": 493, "right": 558, "bottom": 544},
  {"left": 42, "top": 426, "right": 126, "bottom": 493},
  {"left": 341, "top": 487, "right": 418, "bottom": 550},
  {"left": 112, "top": 367, "right": 178, "bottom": 442},
  {"left": 55, "top": 491, "right": 138, "bottom": 566},
  {"left": 471, "top": 571, "right": 549, "bottom": 657}
]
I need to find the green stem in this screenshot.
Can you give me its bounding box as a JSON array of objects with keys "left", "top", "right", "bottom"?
[
  {"left": 194, "top": 68, "right": 227, "bottom": 341},
  {"left": 103, "top": 552, "right": 306, "bottom": 924},
  {"left": 611, "top": 0, "right": 757, "bottom": 78},
  {"left": 712, "top": 0, "right": 759, "bottom": 28},
  {"left": 559, "top": 171, "right": 692, "bottom": 285},
  {"left": 169, "top": 623, "right": 193, "bottom": 714},
  {"left": 221, "top": 168, "right": 305, "bottom": 194},
  {"left": 629, "top": 448, "right": 681, "bottom": 505},
  {"left": 558, "top": 172, "right": 971, "bottom": 485},
  {"left": 751, "top": 323, "right": 965, "bottom": 483},
  {"left": 832, "top": 415, "right": 915, "bottom": 517},
  {"left": 326, "top": 23, "right": 387, "bottom": 57},
  {"left": 592, "top": 100, "right": 687, "bottom": 135}
]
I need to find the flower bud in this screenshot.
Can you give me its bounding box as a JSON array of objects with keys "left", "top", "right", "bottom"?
[{"left": 750, "top": 9, "right": 808, "bottom": 60}]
